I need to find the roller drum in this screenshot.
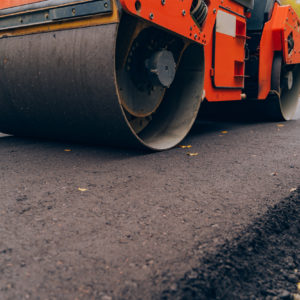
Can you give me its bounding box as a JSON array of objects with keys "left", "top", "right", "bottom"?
[
  {"left": 0, "top": 24, "right": 136, "bottom": 145},
  {"left": 0, "top": 14, "right": 205, "bottom": 150}
]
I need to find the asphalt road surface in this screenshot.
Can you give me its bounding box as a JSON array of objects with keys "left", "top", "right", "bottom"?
[{"left": 0, "top": 102, "right": 299, "bottom": 300}]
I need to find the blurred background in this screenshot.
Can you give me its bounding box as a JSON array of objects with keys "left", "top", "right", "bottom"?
[{"left": 282, "top": 0, "right": 300, "bottom": 14}]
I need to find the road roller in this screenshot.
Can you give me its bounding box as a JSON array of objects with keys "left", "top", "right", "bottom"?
[{"left": 0, "top": 0, "right": 299, "bottom": 150}]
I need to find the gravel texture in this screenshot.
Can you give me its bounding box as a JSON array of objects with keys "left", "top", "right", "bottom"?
[{"left": 162, "top": 188, "right": 300, "bottom": 300}]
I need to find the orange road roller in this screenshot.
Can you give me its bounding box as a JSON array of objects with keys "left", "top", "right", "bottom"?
[{"left": 0, "top": 0, "right": 299, "bottom": 150}]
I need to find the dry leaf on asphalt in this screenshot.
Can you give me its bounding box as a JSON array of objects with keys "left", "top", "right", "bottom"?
[
  {"left": 64, "top": 149, "right": 72, "bottom": 152},
  {"left": 178, "top": 145, "right": 192, "bottom": 149},
  {"left": 277, "top": 124, "right": 285, "bottom": 128},
  {"left": 294, "top": 294, "right": 300, "bottom": 300},
  {"left": 78, "top": 188, "right": 88, "bottom": 192},
  {"left": 290, "top": 188, "right": 297, "bottom": 193},
  {"left": 221, "top": 131, "right": 228, "bottom": 134},
  {"left": 187, "top": 152, "right": 199, "bottom": 157}
]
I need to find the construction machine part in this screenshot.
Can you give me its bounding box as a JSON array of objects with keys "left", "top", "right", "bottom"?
[
  {"left": 0, "top": 9, "right": 205, "bottom": 150},
  {"left": 263, "top": 54, "right": 300, "bottom": 121},
  {"left": 190, "top": 0, "right": 208, "bottom": 27}
]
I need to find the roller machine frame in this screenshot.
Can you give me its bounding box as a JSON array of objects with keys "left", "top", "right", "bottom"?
[{"left": 0, "top": 0, "right": 299, "bottom": 150}]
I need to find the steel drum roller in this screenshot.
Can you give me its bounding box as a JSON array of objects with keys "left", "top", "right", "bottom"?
[{"left": 0, "top": 11, "right": 204, "bottom": 150}]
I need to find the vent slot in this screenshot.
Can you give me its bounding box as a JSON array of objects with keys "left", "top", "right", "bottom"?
[{"left": 190, "top": 0, "right": 208, "bottom": 27}]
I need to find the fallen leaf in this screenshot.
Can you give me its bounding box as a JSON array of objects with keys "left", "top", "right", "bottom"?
[
  {"left": 78, "top": 188, "right": 88, "bottom": 192},
  {"left": 277, "top": 124, "right": 285, "bottom": 127},
  {"left": 290, "top": 188, "right": 297, "bottom": 193},
  {"left": 221, "top": 131, "right": 228, "bottom": 134},
  {"left": 294, "top": 293, "right": 300, "bottom": 300},
  {"left": 178, "top": 145, "right": 192, "bottom": 149},
  {"left": 64, "top": 149, "right": 72, "bottom": 152},
  {"left": 298, "top": 282, "right": 300, "bottom": 291},
  {"left": 187, "top": 152, "right": 199, "bottom": 157},
  {"left": 270, "top": 172, "right": 278, "bottom": 176}
]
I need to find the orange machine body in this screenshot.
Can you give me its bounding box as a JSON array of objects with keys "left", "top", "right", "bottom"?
[
  {"left": 258, "top": 2, "right": 300, "bottom": 99},
  {"left": 120, "top": 0, "right": 218, "bottom": 46},
  {"left": 122, "top": 0, "right": 300, "bottom": 103},
  {"left": 0, "top": 0, "right": 44, "bottom": 9},
  {"left": 122, "top": 0, "right": 247, "bottom": 101},
  {"left": 1, "top": 0, "right": 299, "bottom": 103}
]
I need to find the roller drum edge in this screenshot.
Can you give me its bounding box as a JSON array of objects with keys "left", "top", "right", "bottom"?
[{"left": 0, "top": 18, "right": 204, "bottom": 150}]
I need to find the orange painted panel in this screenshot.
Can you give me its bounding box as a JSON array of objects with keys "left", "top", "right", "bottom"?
[
  {"left": 204, "top": 42, "right": 242, "bottom": 102},
  {"left": 203, "top": 0, "right": 247, "bottom": 102},
  {"left": 204, "top": 36, "right": 243, "bottom": 102},
  {"left": 214, "top": 33, "right": 245, "bottom": 88},
  {"left": 120, "top": 0, "right": 220, "bottom": 46},
  {"left": 0, "top": 0, "right": 46, "bottom": 10}
]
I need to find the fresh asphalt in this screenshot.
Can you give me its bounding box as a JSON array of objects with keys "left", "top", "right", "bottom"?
[{"left": 0, "top": 101, "right": 299, "bottom": 299}]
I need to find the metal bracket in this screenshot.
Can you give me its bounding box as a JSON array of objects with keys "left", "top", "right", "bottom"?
[{"left": 0, "top": 0, "right": 112, "bottom": 31}]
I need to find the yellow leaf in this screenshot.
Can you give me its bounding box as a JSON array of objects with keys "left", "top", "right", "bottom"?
[
  {"left": 298, "top": 282, "right": 300, "bottom": 291},
  {"left": 64, "top": 149, "right": 72, "bottom": 152},
  {"left": 277, "top": 124, "right": 285, "bottom": 127},
  {"left": 221, "top": 131, "right": 228, "bottom": 134},
  {"left": 187, "top": 152, "right": 199, "bottom": 156},
  {"left": 179, "top": 145, "right": 192, "bottom": 149},
  {"left": 78, "top": 188, "right": 87, "bottom": 192}
]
